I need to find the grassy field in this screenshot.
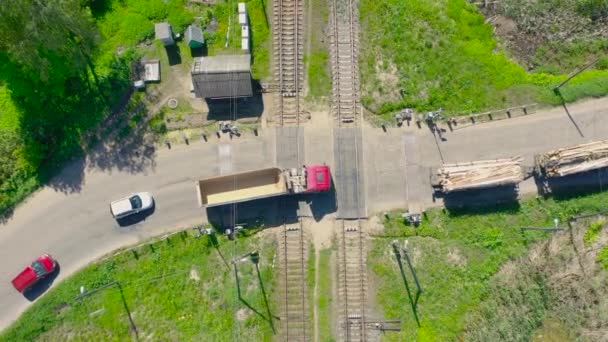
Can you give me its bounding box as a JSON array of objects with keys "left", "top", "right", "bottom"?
[
  {"left": 316, "top": 248, "right": 335, "bottom": 342},
  {"left": 205, "top": 0, "right": 271, "bottom": 80},
  {"left": 0, "top": 229, "right": 278, "bottom": 341},
  {"left": 304, "top": 0, "right": 331, "bottom": 103},
  {"left": 463, "top": 215, "right": 608, "bottom": 341},
  {"left": 0, "top": 86, "right": 41, "bottom": 216},
  {"left": 359, "top": 0, "right": 608, "bottom": 117},
  {"left": 370, "top": 190, "right": 608, "bottom": 341}
]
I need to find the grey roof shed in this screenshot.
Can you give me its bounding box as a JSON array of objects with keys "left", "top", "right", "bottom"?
[
  {"left": 155, "top": 22, "right": 174, "bottom": 46},
  {"left": 191, "top": 55, "right": 253, "bottom": 99},
  {"left": 186, "top": 25, "right": 204, "bottom": 48}
]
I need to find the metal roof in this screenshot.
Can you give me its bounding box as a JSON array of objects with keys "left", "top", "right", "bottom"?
[
  {"left": 186, "top": 25, "right": 204, "bottom": 46},
  {"left": 144, "top": 60, "right": 160, "bottom": 82},
  {"left": 191, "top": 55, "right": 252, "bottom": 99},
  {"left": 192, "top": 54, "right": 251, "bottom": 74},
  {"left": 155, "top": 22, "right": 172, "bottom": 39}
]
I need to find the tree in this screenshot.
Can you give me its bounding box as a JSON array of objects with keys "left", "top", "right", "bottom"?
[{"left": 0, "top": 0, "right": 100, "bottom": 84}]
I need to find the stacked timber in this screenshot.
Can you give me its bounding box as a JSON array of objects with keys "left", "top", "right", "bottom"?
[
  {"left": 537, "top": 140, "right": 608, "bottom": 177},
  {"left": 434, "top": 157, "right": 524, "bottom": 193}
]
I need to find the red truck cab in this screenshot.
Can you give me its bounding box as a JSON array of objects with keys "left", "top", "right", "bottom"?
[
  {"left": 11, "top": 254, "right": 57, "bottom": 293},
  {"left": 306, "top": 165, "right": 331, "bottom": 192}
]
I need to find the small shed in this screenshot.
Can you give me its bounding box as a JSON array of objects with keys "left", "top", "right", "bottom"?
[
  {"left": 186, "top": 25, "right": 205, "bottom": 48},
  {"left": 155, "top": 22, "right": 174, "bottom": 46},
  {"left": 191, "top": 54, "right": 253, "bottom": 99},
  {"left": 144, "top": 59, "right": 160, "bottom": 82}
]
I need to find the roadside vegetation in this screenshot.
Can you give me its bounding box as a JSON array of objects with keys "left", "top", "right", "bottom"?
[
  {"left": 304, "top": 0, "right": 331, "bottom": 104},
  {"left": 370, "top": 190, "right": 608, "bottom": 341},
  {"left": 463, "top": 215, "right": 608, "bottom": 341},
  {"left": 359, "top": 0, "right": 608, "bottom": 117},
  {"left": 0, "top": 0, "right": 269, "bottom": 217},
  {"left": 316, "top": 248, "right": 334, "bottom": 342},
  {"left": 205, "top": 0, "right": 270, "bottom": 79},
  {"left": 0, "top": 229, "right": 277, "bottom": 341}
]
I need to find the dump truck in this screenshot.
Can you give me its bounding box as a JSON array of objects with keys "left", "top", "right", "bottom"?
[
  {"left": 431, "top": 157, "right": 524, "bottom": 193},
  {"left": 535, "top": 140, "right": 608, "bottom": 178},
  {"left": 196, "top": 165, "right": 331, "bottom": 207}
]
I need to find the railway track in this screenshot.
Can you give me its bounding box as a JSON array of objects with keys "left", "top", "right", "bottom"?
[
  {"left": 273, "top": 0, "right": 304, "bottom": 125},
  {"left": 330, "top": 0, "right": 360, "bottom": 124},
  {"left": 278, "top": 222, "right": 309, "bottom": 341},
  {"left": 337, "top": 219, "right": 367, "bottom": 342}
]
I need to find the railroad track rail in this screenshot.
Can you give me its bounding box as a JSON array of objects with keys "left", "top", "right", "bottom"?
[
  {"left": 273, "top": 0, "right": 304, "bottom": 125},
  {"left": 330, "top": 0, "right": 360, "bottom": 124},
  {"left": 278, "top": 222, "right": 309, "bottom": 341},
  {"left": 338, "top": 219, "right": 367, "bottom": 342}
]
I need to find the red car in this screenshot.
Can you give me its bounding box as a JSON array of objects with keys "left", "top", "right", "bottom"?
[{"left": 11, "top": 254, "right": 57, "bottom": 293}]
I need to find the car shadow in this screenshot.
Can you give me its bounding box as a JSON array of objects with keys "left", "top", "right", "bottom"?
[
  {"left": 116, "top": 202, "right": 156, "bottom": 227},
  {"left": 23, "top": 263, "right": 61, "bottom": 301}
]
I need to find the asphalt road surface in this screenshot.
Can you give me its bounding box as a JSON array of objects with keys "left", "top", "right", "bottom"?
[{"left": 1, "top": 98, "right": 608, "bottom": 329}]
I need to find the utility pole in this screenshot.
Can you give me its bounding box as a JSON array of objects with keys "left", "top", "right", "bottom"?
[{"left": 553, "top": 58, "right": 600, "bottom": 93}]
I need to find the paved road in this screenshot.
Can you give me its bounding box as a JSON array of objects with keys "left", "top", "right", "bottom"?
[
  {"left": 0, "top": 132, "right": 276, "bottom": 329},
  {"left": 1, "top": 98, "right": 608, "bottom": 329}
]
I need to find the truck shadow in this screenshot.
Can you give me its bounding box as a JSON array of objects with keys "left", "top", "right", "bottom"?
[
  {"left": 537, "top": 168, "right": 608, "bottom": 200},
  {"left": 436, "top": 186, "right": 521, "bottom": 216},
  {"left": 23, "top": 264, "right": 61, "bottom": 302},
  {"left": 206, "top": 197, "right": 297, "bottom": 230},
  {"left": 307, "top": 183, "right": 337, "bottom": 222}
]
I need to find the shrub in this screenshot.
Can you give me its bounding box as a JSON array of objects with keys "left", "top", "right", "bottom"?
[{"left": 584, "top": 220, "right": 606, "bottom": 245}]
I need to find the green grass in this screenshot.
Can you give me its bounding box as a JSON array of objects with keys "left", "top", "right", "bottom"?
[
  {"left": 205, "top": 0, "right": 271, "bottom": 80},
  {"left": 359, "top": 0, "right": 608, "bottom": 117},
  {"left": 305, "top": 0, "right": 331, "bottom": 103},
  {"left": 371, "top": 191, "right": 608, "bottom": 341},
  {"left": 317, "top": 248, "right": 334, "bottom": 342},
  {"left": 94, "top": 0, "right": 193, "bottom": 73},
  {"left": 463, "top": 217, "right": 608, "bottom": 341},
  {"left": 597, "top": 245, "right": 608, "bottom": 271},
  {"left": 0, "top": 230, "right": 278, "bottom": 341},
  {"left": 307, "top": 243, "right": 316, "bottom": 338},
  {"left": 584, "top": 219, "right": 605, "bottom": 245}
]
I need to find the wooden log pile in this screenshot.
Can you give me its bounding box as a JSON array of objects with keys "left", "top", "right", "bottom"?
[
  {"left": 434, "top": 157, "right": 524, "bottom": 193},
  {"left": 537, "top": 140, "right": 608, "bottom": 177}
]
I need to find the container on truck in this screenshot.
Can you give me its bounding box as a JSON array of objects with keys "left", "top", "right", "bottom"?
[{"left": 196, "top": 165, "right": 331, "bottom": 207}]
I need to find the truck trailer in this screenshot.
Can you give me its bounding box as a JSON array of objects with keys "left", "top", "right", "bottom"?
[
  {"left": 196, "top": 165, "right": 331, "bottom": 207},
  {"left": 431, "top": 157, "right": 524, "bottom": 193},
  {"left": 535, "top": 140, "right": 608, "bottom": 178}
]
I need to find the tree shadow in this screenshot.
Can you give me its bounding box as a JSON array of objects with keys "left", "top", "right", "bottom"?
[
  {"left": 437, "top": 186, "right": 521, "bottom": 216},
  {"left": 88, "top": 0, "right": 113, "bottom": 19},
  {"left": 45, "top": 157, "right": 86, "bottom": 194},
  {"left": 85, "top": 103, "right": 158, "bottom": 174},
  {"left": 23, "top": 263, "right": 61, "bottom": 301},
  {"left": 165, "top": 45, "right": 182, "bottom": 66}
]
